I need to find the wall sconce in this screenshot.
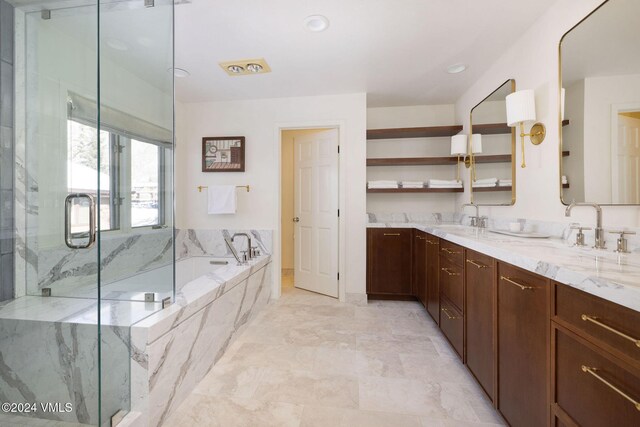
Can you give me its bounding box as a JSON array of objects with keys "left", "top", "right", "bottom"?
[
  {"left": 450, "top": 134, "right": 467, "bottom": 182},
  {"left": 506, "top": 89, "right": 546, "bottom": 168},
  {"left": 468, "top": 134, "right": 483, "bottom": 181}
]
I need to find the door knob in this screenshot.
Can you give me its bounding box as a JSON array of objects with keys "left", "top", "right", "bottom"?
[{"left": 293, "top": 217, "right": 300, "bottom": 223}]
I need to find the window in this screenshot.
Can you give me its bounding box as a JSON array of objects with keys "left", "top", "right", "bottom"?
[{"left": 67, "top": 120, "right": 167, "bottom": 232}]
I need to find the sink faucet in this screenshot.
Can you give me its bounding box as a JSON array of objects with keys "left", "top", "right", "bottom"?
[
  {"left": 565, "top": 201, "right": 605, "bottom": 249},
  {"left": 462, "top": 203, "right": 484, "bottom": 228},
  {"left": 231, "top": 233, "right": 252, "bottom": 262}
]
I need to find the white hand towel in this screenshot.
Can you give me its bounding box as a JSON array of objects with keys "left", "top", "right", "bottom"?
[
  {"left": 207, "top": 185, "right": 237, "bottom": 214},
  {"left": 428, "top": 179, "right": 461, "bottom": 186},
  {"left": 474, "top": 177, "right": 498, "bottom": 185},
  {"left": 472, "top": 183, "right": 497, "bottom": 188}
]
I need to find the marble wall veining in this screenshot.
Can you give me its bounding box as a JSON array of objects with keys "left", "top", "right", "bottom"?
[{"left": 0, "top": 0, "right": 14, "bottom": 302}]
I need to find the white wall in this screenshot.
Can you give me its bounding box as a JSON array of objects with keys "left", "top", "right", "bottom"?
[
  {"left": 455, "top": 0, "right": 640, "bottom": 227},
  {"left": 176, "top": 93, "right": 367, "bottom": 298},
  {"left": 366, "top": 104, "right": 466, "bottom": 213}
]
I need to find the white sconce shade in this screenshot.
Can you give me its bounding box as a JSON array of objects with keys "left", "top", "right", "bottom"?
[
  {"left": 471, "top": 134, "right": 482, "bottom": 154},
  {"left": 450, "top": 134, "right": 467, "bottom": 156},
  {"left": 506, "top": 89, "right": 537, "bottom": 126},
  {"left": 561, "top": 87, "right": 566, "bottom": 121}
]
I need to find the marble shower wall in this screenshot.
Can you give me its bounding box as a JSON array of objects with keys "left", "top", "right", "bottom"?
[
  {"left": 0, "top": 0, "right": 14, "bottom": 301},
  {"left": 0, "top": 319, "right": 130, "bottom": 425}
]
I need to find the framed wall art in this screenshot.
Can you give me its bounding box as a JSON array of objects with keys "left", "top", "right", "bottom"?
[{"left": 202, "top": 136, "right": 245, "bottom": 172}]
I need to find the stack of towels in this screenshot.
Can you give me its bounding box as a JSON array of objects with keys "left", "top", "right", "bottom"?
[
  {"left": 472, "top": 178, "right": 498, "bottom": 188},
  {"left": 427, "top": 179, "right": 463, "bottom": 189},
  {"left": 401, "top": 181, "right": 425, "bottom": 189},
  {"left": 497, "top": 179, "right": 512, "bottom": 187},
  {"left": 368, "top": 180, "right": 399, "bottom": 189}
]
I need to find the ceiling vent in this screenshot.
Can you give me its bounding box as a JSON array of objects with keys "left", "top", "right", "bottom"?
[{"left": 219, "top": 58, "right": 271, "bottom": 76}]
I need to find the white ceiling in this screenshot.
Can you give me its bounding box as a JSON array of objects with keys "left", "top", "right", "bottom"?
[{"left": 175, "top": 0, "right": 557, "bottom": 106}]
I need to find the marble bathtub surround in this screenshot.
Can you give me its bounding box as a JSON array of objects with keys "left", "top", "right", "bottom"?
[
  {"left": 368, "top": 221, "right": 640, "bottom": 312},
  {"left": 129, "top": 256, "right": 273, "bottom": 427},
  {"left": 164, "top": 287, "right": 505, "bottom": 427},
  {"left": 176, "top": 228, "right": 273, "bottom": 260}
]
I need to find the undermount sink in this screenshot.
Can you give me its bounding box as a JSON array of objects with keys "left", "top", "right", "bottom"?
[{"left": 488, "top": 229, "right": 551, "bottom": 239}]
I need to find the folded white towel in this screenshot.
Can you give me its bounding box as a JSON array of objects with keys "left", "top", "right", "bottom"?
[
  {"left": 474, "top": 177, "right": 498, "bottom": 185},
  {"left": 428, "top": 179, "right": 462, "bottom": 186},
  {"left": 401, "top": 181, "right": 424, "bottom": 186},
  {"left": 472, "top": 183, "right": 497, "bottom": 188},
  {"left": 497, "top": 179, "right": 512, "bottom": 186},
  {"left": 429, "top": 183, "right": 463, "bottom": 188},
  {"left": 368, "top": 180, "right": 398, "bottom": 186},
  {"left": 368, "top": 183, "right": 399, "bottom": 189},
  {"left": 207, "top": 185, "right": 237, "bottom": 214},
  {"left": 561, "top": 175, "right": 569, "bottom": 184}
]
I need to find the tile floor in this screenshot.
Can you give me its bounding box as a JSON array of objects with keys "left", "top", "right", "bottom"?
[{"left": 165, "top": 286, "right": 506, "bottom": 427}]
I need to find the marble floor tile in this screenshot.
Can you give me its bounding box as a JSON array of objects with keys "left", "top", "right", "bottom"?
[
  {"left": 164, "top": 394, "right": 303, "bottom": 427},
  {"left": 167, "top": 287, "right": 505, "bottom": 426}
]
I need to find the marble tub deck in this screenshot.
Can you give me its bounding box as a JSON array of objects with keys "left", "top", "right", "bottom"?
[
  {"left": 165, "top": 286, "right": 504, "bottom": 427},
  {"left": 369, "top": 222, "right": 640, "bottom": 313}
]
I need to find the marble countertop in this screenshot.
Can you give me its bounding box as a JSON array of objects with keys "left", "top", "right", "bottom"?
[{"left": 368, "top": 222, "right": 640, "bottom": 312}]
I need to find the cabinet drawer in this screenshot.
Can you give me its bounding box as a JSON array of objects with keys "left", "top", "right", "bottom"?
[
  {"left": 440, "top": 296, "right": 464, "bottom": 359},
  {"left": 555, "top": 327, "right": 640, "bottom": 427},
  {"left": 440, "top": 239, "right": 464, "bottom": 266},
  {"left": 554, "top": 282, "right": 640, "bottom": 366},
  {"left": 440, "top": 256, "right": 464, "bottom": 311}
]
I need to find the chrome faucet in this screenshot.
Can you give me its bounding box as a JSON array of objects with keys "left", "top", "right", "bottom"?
[
  {"left": 231, "top": 233, "right": 252, "bottom": 262},
  {"left": 462, "top": 203, "right": 483, "bottom": 228},
  {"left": 565, "top": 201, "right": 605, "bottom": 249},
  {"left": 224, "top": 236, "right": 244, "bottom": 265}
]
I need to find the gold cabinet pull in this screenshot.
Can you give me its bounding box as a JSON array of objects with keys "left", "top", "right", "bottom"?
[
  {"left": 441, "top": 248, "right": 461, "bottom": 254},
  {"left": 441, "top": 307, "right": 460, "bottom": 320},
  {"left": 581, "top": 315, "right": 640, "bottom": 348},
  {"left": 441, "top": 267, "right": 460, "bottom": 276},
  {"left": 581, "top": 365, "right": 640, "bottom": 412},
  {"left": 466, "top": 259, "right": 488, "bottom": 269},
  {"left": 500, "top": 276, "right": 533, "bottom": 290},
  {"left": 426, "top": 240, "right": 438, "bottom": 245},
  {"left": 416, "top": 236, "right": 426, "bottom": 240},
  {"left": 383, "top": 233, "right": 401, "bottom": 236}
]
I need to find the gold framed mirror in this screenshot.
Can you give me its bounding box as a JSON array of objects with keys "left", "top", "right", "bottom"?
[
  {"left": 469, "top": 79, "right": 516, "bottom": 205},
  {"left": 559, "top": 0, "right": 640, "bottom": 205}
]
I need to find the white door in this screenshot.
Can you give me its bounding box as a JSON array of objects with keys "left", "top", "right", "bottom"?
[
  {"left": 293, "top": 129, "right": 339, "bottom": 298},
  {"left": 614, "top": 114, "right": 640, "bottom": 204}
]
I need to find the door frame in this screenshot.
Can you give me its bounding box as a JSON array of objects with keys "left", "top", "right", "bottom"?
[
  {"left": 274, "top": 120, "right": 346, "bottom": 302},
  {"left": 610, "top": 102, "right": 640, "bottom": 204}
]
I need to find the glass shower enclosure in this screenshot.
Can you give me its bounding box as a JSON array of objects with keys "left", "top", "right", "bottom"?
[{"left": 0, "top": 0, "right": 174, "bottom": 425}]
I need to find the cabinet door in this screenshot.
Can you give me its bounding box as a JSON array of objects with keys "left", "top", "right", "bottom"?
[
  {"left": 413, "top": 230, "right": 427, "bottom": 306},
  {"left": 425, "top": 235, "right": 440, "bottom": 323},
  {"left": 367, "top": 228, "right": 413, "bottom": 297},
  {"left": 497, "top": 263, "right": 550, "bottom": 427},
  {"left": 465, "top": 250, "right": 495, "bottom": 402}
]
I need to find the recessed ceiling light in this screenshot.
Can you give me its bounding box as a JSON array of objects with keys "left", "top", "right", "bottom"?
[
  {"left": 106, "top": 38, "right": 129, "bottom": 51},
  {"left": 246, "top": 63, "right": 263, "bottom": 73},
  {"left": 227, "top": 65, "right": 245, "bottom": 74},
  {"left": 304, "top": 15, "right": 330, "bottom": 32},
  {"left": 446, "top": 64, "right": 467, "bottom": 74},
  {"left": 168, "top": 67, "right": 190, "bottom": 78}
]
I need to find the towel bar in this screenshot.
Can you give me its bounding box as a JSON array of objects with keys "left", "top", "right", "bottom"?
[{"left": 197, "top": 185, "right": 250, "bottom": 193}]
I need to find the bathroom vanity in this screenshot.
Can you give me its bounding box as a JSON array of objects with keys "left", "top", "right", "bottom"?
[{"left": 366, "top": 223, "right": 640, "bottom": 427}]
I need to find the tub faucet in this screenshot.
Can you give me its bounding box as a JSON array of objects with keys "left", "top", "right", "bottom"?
[
  {"left": 231, "top": 233, "right": 252, "bottom": 261},
  {"left": 461, "top": 203, "right": 482, "bottom": 227},
  {"left": 224, "top": 236, "right": 244, "bottom": 265},
  {"left": 565, "top": 201, "right": 605, "bottom": 249}
]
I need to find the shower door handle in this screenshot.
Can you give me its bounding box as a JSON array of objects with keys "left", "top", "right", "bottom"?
[{"left": 65, "top": 193, "right": 97, "bottom": 249}]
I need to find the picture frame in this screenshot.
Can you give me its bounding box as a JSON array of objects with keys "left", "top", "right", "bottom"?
[{"left": 202, "top": 136, "right": 245, "bottom": 172}]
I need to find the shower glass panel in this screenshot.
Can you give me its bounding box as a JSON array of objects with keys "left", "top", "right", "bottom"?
[{"left": 0, "top": 0, "right": 174, "bottom": 425}]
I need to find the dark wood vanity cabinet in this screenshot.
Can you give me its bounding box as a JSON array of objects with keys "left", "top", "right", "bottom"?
[
  {"left": 412, "top": 230, "right": 428, "bottom": 307},
  {"left": 497, "top": 263, "right": 550, "bottom": 427},
  {"left": 439, "top": 241, "right": 465, "bottom": 359},
  {"left": 425, "top": 235, "right": 440, "bottom": 324},
  {"left": 551, "top": 282, "right": 640, "bottom": 427},
  {"left": 464, "top": 249, "right": 496, "bottom": 402},
  {"left": 366, "top": 228, "right": 413, "bottom": 298}
]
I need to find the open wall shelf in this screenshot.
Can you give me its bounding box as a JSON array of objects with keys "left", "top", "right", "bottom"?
[
  {"left": 367, "top": 125, "right": 463, "bottom": 140},
  {"left": 472, "top": 120, "right": 570, "bottom": 135},
  {"left": 367, "top": 187, "right": 464, "bottom": 194}
]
